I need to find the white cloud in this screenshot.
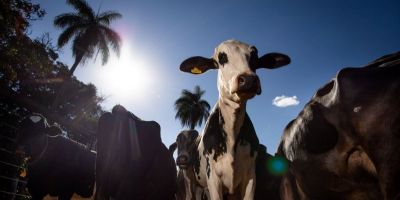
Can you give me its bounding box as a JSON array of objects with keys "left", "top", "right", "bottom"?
[{"left": 272, "top": 95, "right": 300, "bottom": 107}]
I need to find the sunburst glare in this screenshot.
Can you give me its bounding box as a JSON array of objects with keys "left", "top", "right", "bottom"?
[{"left": 96, "top": 41, "right": 155, "bottom": 105}]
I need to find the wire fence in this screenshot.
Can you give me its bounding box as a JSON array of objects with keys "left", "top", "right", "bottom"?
[{"left": 0, "top": 121, "right": 30, "bottom": 200}]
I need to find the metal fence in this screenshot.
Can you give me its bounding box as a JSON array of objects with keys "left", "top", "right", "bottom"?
[{"left": 0, "top": 122, "right": 31, "bottom": 200}]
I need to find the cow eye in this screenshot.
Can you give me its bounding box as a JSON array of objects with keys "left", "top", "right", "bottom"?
[
  {"left": 218, "top": 52, "right": 228, "bottom": 65},
  {"left": 249, "top": 50, "right": 258, "bottom": 71}
]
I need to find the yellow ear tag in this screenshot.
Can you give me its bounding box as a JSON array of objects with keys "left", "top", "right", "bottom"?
[
  {"left": 191, "top": 67, "right": 202, "bottom": 74},
  {"left": 19, "top": 168, "right": 27, "bottom": 178}
]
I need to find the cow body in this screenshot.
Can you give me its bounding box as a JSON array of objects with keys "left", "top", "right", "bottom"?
[
  {"left": 179, "top": 40, "right": 290, "bottom": 199},
  {"left": 170, "top": 130, "right": 208, "bottom": 200},
  {"left": 95, "top": 105, "right": 177, "bottom": 200},
  {"left": 16, "top": 114, "right": 95, "bottom": 200},
  {"left": 278, "top": 52, "right": 400, "bottom": 200},
  {"left": 254, "top": 144, "right": 282, "bottom": 200}
]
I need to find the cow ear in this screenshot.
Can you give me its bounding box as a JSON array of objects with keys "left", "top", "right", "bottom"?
[
  {"left": 180, "top": 56, "right": 217, "bottom": 74},
  {"left": 169, "top": 142, "right": 177, "bottom": 154},
  {"left": 258, "top": 53, "right": 291, "bottom": 69}
]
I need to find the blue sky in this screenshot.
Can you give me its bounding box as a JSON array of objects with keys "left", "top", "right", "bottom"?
[{"left": 30, "top": 0, "right": 400, "bottom": 153}]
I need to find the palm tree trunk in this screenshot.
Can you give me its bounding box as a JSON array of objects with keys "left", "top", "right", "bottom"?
[{"left": 68, "top": 54, "right": 84, "bottom": 76}]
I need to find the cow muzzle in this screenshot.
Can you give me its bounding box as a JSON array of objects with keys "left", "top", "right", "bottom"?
[
  {"left": 236, "top": 74, "right": 261, "bottom": 97},
  {"left": 177, "top": 155, "right": 190, "bottom": 169}
]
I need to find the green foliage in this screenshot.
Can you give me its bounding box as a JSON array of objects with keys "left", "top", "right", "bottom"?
[
  {"left": 0, "top": 0, "right": 45, "bottom": 39},
  {"left": 174, "top": 85, "right": 211, "bottom": 130},
  {"left": 0, "top": 0, "right": 104, "bottom": 146},
  {"left": 0, "top": 1, "right": 105, "bottom": 199}
]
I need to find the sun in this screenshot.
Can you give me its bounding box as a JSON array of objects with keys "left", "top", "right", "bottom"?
[{"left": 96, "top": 42, "right": 154, "bottom": 104}]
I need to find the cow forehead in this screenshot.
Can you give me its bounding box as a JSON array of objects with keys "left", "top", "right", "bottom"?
[
  {"left": 214, "top": 40, "right": 254, "bottom": 56},
  {"left": 179, "top": 130, "right": 198, "bottom": 140}
]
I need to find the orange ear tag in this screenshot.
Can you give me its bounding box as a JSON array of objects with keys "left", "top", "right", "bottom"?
[
  {"left": 191, "top": 67, "right": 202, "bottom": 74},
  {"left": 19, "top": 168, "right": 27, "bottom": 178}
]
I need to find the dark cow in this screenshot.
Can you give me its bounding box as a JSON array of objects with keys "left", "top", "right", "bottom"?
[
  {"left": 179, "top": 40, "right": 290, "bottom": 199},
  {"left": 95, "top": 105, "right": 177, "bottom": 200},
  {"left": 16, "top": 113, "right": 95, "bottom": 200},
  {"left": 169, "top": 130, "right": 208, "bottom": 200},
  {"left": 278, "top": 52, "right": 400, "bottom": 200},
  {"left": 254, "top": 144, "right": 283, "bottom": 200}
]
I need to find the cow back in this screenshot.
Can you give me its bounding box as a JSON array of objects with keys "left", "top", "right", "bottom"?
[{"left": 95, "top": 105, "right": 176, "bottom": 200}]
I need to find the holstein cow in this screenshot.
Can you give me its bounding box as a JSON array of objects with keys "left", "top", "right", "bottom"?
[
  {"left": 179, "top": 39, "right": 290, "bottom": 199},
  {"left": 16, "top": 113, "right": 95, "bottom": 200},
  {"left": 169, "top": 130, "right": 208, "bottom": 200},
  {"left": 95, "top": 105, "right": 177, "bottom": 200},
  {"left": 278, "top": 52, "right": 400, "bottom": 200}
]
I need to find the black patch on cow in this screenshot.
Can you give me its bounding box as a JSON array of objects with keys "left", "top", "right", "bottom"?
[
  {"left": 218, "top": 52, "right": 228, "bottom": 66},
  {"left": 202, "top": 107, "right": 227, "bottom": 161},
  {"left": 249, "top": 47, "right": 259, "bottom": 71},
  {"left": 234, "top": 113, "right": 259, "bottom": 157},
  {"left": 206, "top": 157, "right": 211, "bottom": 178},
  {"left": 203, "top": 107, "right": 227, "bottom": 161},
  {"left": 303, "top": 104, "right": 339, "bottom": 154},
  {"left": 193, "top": 145, "right": 201, "bottom": 178}
]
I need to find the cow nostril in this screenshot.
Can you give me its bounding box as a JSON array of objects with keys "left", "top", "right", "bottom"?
[
  {"left": 178, "top": 155, "right": 188, "bottom": 163},
  {"left": 238, "top": 76, "right": 246, "bottom": 86}
]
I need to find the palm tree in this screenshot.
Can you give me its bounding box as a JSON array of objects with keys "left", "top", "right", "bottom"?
[
  {"left": 174, "top": 86, "right": 211, "bottom": 130},
  {"left": 54, "top": 0, "right": 122, "bottom": 76}
]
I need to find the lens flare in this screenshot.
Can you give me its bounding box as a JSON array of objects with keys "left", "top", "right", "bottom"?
[{"left": 267, "top": 156, "right": 288, "bottom": 176}]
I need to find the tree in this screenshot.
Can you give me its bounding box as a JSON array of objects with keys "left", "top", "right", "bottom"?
[
  {"left": 174, "top": 85, "right": 211, "bottom": 130},
  {"left": 54, "top": 0, "right": 122, "bottom": 76}
]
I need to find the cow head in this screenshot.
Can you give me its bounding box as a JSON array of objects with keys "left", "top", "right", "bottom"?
[
  {"left": 180, "top": 40, "right": 290, "bottom": 102},
  {"left": 16, "top": 113, "right": 62, "bottom": 159},
  {"left": 169, "top": 130, "right": 200, "bottom": 169},
  {"left": 279, "top": 52, "right": 400, "bottom": 199}
]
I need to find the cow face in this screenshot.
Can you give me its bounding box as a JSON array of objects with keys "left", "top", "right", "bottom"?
[
  {"left": 169, "top": 130, "right": 199, "bottom": 169},
  {"left": 16, "top": 114, "right": 62, "bottom": 157},
  {"left": 16, "top": 114, "right": 48, "bottom": 154},
  {"left": 180, "top": 40, "right": 290, "bottom": 102}
]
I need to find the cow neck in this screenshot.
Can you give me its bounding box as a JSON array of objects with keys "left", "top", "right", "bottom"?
[
  {"left": 218, "top": 95, "right": 247, "bottom": 142},
  {"left": 29, "top": 135, "right": 48, "bottom": 165}
]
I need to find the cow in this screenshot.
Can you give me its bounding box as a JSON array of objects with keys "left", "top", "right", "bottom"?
[
  {"left": 277, "top": 52, "right": 400, "bottom": 200},
  {"left": 16, "top": 113, "right": 96, "bottom": 200},
  {"left": 254, "top": 144, "right": 283, "bottom": 200},
  {"left": 179, "top": 39, "right": 290, "bottom": 199},
  {"left": 169, "top": 130, "right": 208, "bottom": 200},
  {"left": 95, "top": 105, "right": 177, "bottom": 200}
]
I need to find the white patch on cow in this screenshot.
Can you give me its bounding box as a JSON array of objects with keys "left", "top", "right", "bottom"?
[
  {"left": 353, "top": 106, "right": 362, "bottom": 113},
  {"left": 272, "top": 95, "right": 300, "bottom": 107},
  {"left": 29, "top": 115, "right": 42, "bottom": 123},
  {"left": 183, "top": 170, "right": 193, "bottom": 200}
]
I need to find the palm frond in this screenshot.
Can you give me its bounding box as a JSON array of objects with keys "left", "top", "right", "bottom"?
[
  {"left": 98, "top": 35, "right": 110, "bottom": 65},
  {"left": 174, "top": 85, "right": 210, "bottom": 129},
  {"left": 54, "top": 13, "right": 84, "bottom": 28},
  {"left": 57, "top": 24, "right": 84, "bottom": 47},
  {"left": 67, "top": 0, "right": 95, "bottom": 19},
  {"left": 97, "top": 11, "right": 122, "bottom": 25},
  {"left": 100, "top": 25, "right": 121, "bottom": 56}
]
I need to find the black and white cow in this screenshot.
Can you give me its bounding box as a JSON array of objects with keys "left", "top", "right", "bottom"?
[
  {"left": 16, "top": 113, "right": 96, "bottom": 200},
  {"left": 179, "top": 40, "right": 290, "bottom": 199},
  {"left": 277, "top": 52, "right": 400, "bottom": 200},
  {"left": 169, "top": 130, "right": 208, "bottom": 200}
]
